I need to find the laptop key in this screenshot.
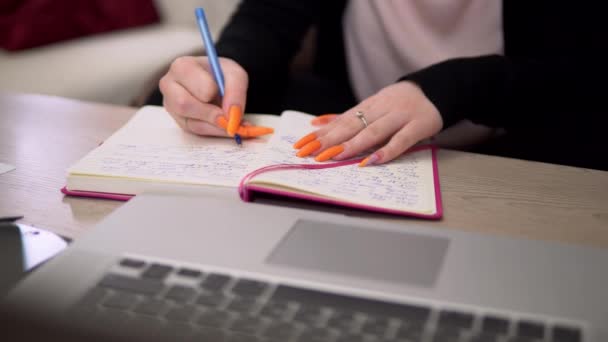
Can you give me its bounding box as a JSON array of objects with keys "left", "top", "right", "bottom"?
[
  {"left": 177, "top": 268, "right": 203, "bottom": 278},
  {"left": 228, "top": 332, "right": 261, "bottom": 342},
  {"left": 98, "top": 273, "right": 164, "bottom": 295},
  {"left": 326, "top": 311, "right": 359, "bottom": 332},
  {"left": 165, "top": 305, "right": 199, "bottom": 322},
  {"left": 197, "top": 292, "right": 229, "bottom": 308},
  {"left": 296, "top": 327, "right": 335, "bottom": 342},
  {"left": 198, "top": 309, "right": 232, "bottom": 328},
  {"left": 101, "top": 292, "right": 139, "bottom": 310},
  {"left": 165, "top": 284, "right": 197, "bottom": 303},
  {"left": 481, "top": 315, "right": 510, "bottom": 335},
  {"left": 133, "top": 298, "right": 170, "bottom": 316},
  {"left": 128, "top": 315, "right": 162, "bottom": 337},
  {"left": 141, "top": 263, "right": 173, "bottom": 279},
  {"left": 360, "top": 315, "right": 392, "bottom": 337},
  {"left": 395, "top": 322, "right": 425, "bottom": 341},
  {"left": 263, "top": 321, "right": 299, "bottom": 340},
  {"left": 437, "top": 310, "right": 474, "bottom": 330},
  {"left": 260, "top": 300, "right": 291, "bottom": 319},
  {"left": 195, "top": 327, "right": 229, "bottom": 341},
  {"left": 292, "top": 305, "right": 325, "bottom": 326},
  {"left": 432, "top": 334, "right": 460, "bottom": 342},
  {"left": 516, "top": 320, "right": 545, "bottom": 339},
  {"left": 226, "top": 296, "right": 259, "bottom": 313},
  {"left": 76, "top": 286, "right": 109, "bottom": 308},
  {"left": 432, "top": 326, "right": 463, "bottom": 342},
  {"left": 201, "top": 273, "right": 232, "bottom": 291},
  {"left": 231, "top": 278, "right": 269, "bottom": 298},
  {"left": 229, "top": 315, "right": 266, "bottom": 334},
  {"left": 470, "top": 332, "right": 502, "bottom": 342},
  {"left": 119, "top": 258, "right": 146, "bottom": 269},
  {"left": 552, "top": 324, "right": 582, "bottom": 342},
  {"left": 505, "top": 337, "right": 537, "bottom": 342},
  {"left": 335, "top": 334, "right": 368, "bottom": 342}
]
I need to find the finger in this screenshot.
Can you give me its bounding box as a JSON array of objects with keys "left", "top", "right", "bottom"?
[
  {"left": 311, "top": 107, "right": 377, "bottom": 156},
  {"left": 293, "top": 110, "right": 364, "bottom": 157},
  {"left": 227, "top": 104, "right": 243, "bottom": 137},
  {"left": 219, "top": 58, "right": 248, "bottom": 115},
  {"left": 161, "top": 80, "right": 224, "bottom": 125},
  {"left": 311, "top": 114, "right": 339, "bottom": 126},
  {"left": 170, "top": 56, "right": 220, "bottom": 104},
  {"left": 293, "top": 111, "right": 355, "bottom": 149},
  {"left": 334, "top": 112, "right": 406, "bottom": 160},
  {"left": 361, "top": 121, "right": 427, "bottom": 166},
  {"left": 176, "top": 117, "right": 228, "bottom": 137}
]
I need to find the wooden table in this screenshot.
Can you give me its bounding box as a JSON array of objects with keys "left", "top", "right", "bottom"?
[{"left": 1, "top": 92, "right": 607, "bottom": 247}]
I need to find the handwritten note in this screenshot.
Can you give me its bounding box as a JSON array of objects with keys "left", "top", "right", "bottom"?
[{"left": 68, "top": 107, "right": 277, "bottom": 187}]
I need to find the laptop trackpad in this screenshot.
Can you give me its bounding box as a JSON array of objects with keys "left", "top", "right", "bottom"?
[{"left": 266, "top": 220, "right": 449, "bottom": 288}]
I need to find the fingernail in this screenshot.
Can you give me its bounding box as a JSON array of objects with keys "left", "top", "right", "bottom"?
[
  {"left": 216, "top": 115, "right": 228, "bottom": 129},
  {"left": 311, "top": 114, "right": 338, "bottom": 126},
  {"left": 359, "top": 153, "right": 380, "bottom": 167},
  {"left": 315, "top": 145, "right": 345, "bottom": 162},
  {"left": 296, "top": 140, "right": 321, "bottom": 157},
  {"left": 240, "top": 126, "right": 274, "bottom": 138},
  {"left": 293, "top": 133, "right": 317, "bottom": 149},
  {"left": 227, "top": 105, "right": 243, "bottom": 137}
]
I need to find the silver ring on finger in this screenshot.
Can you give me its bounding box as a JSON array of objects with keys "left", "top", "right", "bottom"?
[{"left": 355, "top": 110, "right": 368, "bottom": 128}]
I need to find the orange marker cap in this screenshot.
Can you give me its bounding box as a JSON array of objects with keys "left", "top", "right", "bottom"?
[{"left": 315, "top": 145, "right": 344, "bottom": 162}]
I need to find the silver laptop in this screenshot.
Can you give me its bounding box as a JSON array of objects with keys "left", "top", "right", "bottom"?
[{"left": 4, "top": 191, "right": 607, "bottom": 342}]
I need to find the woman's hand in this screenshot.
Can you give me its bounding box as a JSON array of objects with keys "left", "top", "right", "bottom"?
[
  {"left": 294, "top": 81, "right": 443, "bottom": 166},
  {"left": 159, "top": 56, "right": 272, "bottom": 138}
]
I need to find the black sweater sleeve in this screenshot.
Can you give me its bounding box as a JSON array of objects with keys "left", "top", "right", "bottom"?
[
  {"left": 215, "top": 0, "right": 323, "bottom": 112},
  {"left": 401, "top": 3, "right": 608, "bottom": 132}
]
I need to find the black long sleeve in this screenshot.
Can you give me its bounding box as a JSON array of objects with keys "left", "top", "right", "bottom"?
[
  {"left": 215, "top": 0, "right": 323, "bottom": 113},
  {"left": 402, "top": 2, "right": 608, "bottom": 133}
]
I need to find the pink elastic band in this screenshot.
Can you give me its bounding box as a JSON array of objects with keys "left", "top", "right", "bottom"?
[{"left": 238, "top": 158, "right": 363, "bottom": 201}]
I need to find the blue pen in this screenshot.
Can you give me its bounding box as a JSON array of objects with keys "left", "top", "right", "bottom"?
[{"left": 195, "top": 7, "right": 242, "bottom": 146}]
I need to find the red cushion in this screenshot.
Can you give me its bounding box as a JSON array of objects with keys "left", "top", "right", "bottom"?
[{"left": 0, "top": 0, "right": 160, "bottom": 51}]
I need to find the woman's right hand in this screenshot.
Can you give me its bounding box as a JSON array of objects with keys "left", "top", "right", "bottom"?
[{"left": 159, "top": 56, "right": 250, "bottom": 137}]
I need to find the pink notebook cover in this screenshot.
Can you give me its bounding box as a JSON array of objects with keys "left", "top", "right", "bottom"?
[{"left": 62, "top": 145, "right": 442, "bottom": 219}]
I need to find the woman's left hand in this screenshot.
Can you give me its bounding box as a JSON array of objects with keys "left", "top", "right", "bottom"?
[{"left": 293, "top": 81, "right": 444, "bottom": 166}]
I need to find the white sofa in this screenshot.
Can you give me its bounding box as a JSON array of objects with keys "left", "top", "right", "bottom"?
[{"left": 0, "top": 0, "right": 240, "bottom": 105}]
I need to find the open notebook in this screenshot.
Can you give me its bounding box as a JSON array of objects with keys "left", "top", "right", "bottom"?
[{"left": 63, "top": 106, "right": 442, "bottom": 218}]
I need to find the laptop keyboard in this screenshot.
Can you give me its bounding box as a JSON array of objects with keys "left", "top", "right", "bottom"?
[{"left": 70, "top": 257, "right": 584, "bottom": 342}]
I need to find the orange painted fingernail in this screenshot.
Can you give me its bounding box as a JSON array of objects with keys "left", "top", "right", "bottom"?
[
  {"left": 239, "top": 126, "right": 274, "bottom": 137},
  {"left": 315, "top": 145, "right": 344, "bottom": 162},
  {"left": 216, "top": 115, "right": 228, "bottom": 129},
  {"left": 359, "top": 153, "right": 380, "bottom": 167},
  {"left": 293, "top": 133, "right": 317, "bottom": 149},
  {"left": 227, "top": 105, "right": 243, "bottom": 137},
  {"left": 311, "top": 114, "right": 338, "bottom": 126},
  {"left": 296, "top": 140, "right": 321, "bottom": 157}
]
